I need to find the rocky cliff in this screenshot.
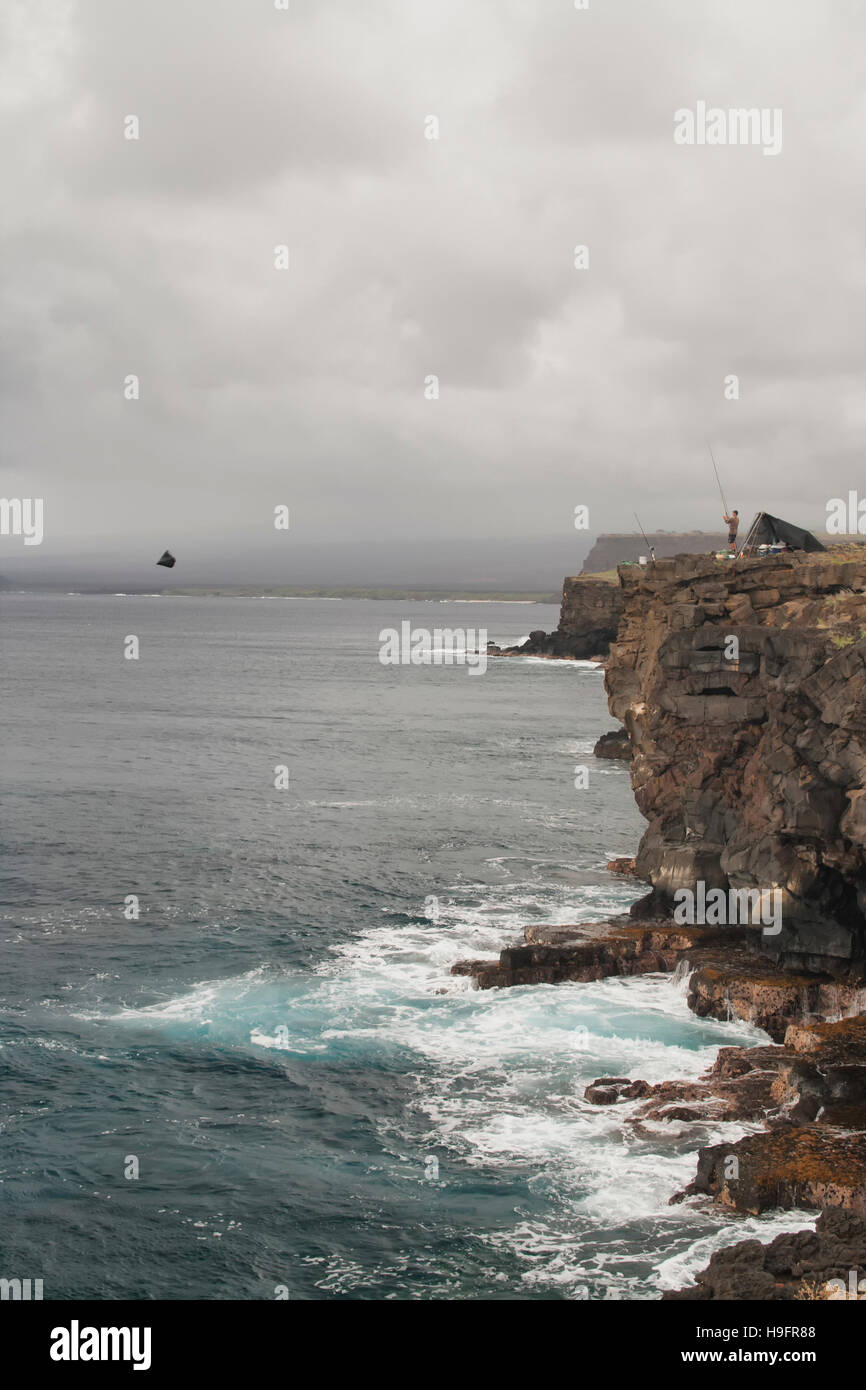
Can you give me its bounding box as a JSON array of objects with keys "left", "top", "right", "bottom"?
[
  {"left": 557, "top": 574, "right": 625, "bottom": 655},
  {"left": 488, "top": 574, "right": 625, "bottom": 660},
  {"left": 453, "top": 542, "right": 866, "bottom": 1299},
  {"left": 605, "top": 547, "right": 866, "bottom": 971}
]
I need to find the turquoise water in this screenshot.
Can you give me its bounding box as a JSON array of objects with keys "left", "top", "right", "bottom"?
[{"left": 0, "top": 595, "right": 809, "bottom": 1299}]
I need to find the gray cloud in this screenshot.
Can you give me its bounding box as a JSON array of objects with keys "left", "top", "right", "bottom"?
[{"left": 3, "top": 0, "right": 865, "bottom": 567}]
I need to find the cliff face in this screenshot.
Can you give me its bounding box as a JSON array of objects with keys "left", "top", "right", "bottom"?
[
  {"left": 454, "top": 545, "right": 866, "bottom": 1297},
  {"left": 557, "top": 575, "right": 624, "bottom": 654},
  {"left": 605, "top": 549, "right": 866, "bottom": 969},
  {"left": 582, "top": 531, "right": 728, "bottom": 573},
  {"left": 489, "top": 575, "right": 624, "bottom": 659}
]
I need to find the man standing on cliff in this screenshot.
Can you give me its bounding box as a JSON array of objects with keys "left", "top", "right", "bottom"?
[{"left": 724, "top": 509, "right": 739, "bottom": 554}]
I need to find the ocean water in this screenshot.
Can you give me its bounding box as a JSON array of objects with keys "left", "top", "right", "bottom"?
[{"left": 0, "top": 594, "right": 811, "bottom": 1300}]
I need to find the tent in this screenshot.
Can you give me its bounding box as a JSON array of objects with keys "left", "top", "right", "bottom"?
[{"left": 740, "top": 512, "right": 825, "bottom": 555}]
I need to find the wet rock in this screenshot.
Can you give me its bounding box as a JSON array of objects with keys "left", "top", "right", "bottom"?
[
  {"left": 663, "top": 1208, "right": 866, "bottom": 1300},
  {"left": 682, "top": 1127, "right": 866, "bottom": 1216},
  {"left": 607, "top": 856, "right": 638, "bottom": 875},
  {"left": 605, "top": 1017, "right": 866, "bottom": 1129},
  {"left": 594, "top": 729, "right": 633, "bottom": 759},
  {"left": 586, "top": 1043, "right": 785, "bottom": 1124},
  {"left": 685, "top": 953, "right": 865, "bottom": 1041},
  {"left": 584, "top": 1077, "right": 635, "bottom": 1104},
  {"left": 450, "top": 918, "right": 743, "bottom": 990}
]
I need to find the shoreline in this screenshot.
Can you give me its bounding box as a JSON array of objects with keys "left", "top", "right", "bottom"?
[
  {"left": 454, "top": 543, "right": 866, "bottom": 1299},
  {"left": 451, "top": 909, "right": 866, "bottom": 1299}
]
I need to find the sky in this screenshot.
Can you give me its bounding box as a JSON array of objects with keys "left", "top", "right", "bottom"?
[{"left": 2, "top": 0, "right": 865, "bottom": 580}]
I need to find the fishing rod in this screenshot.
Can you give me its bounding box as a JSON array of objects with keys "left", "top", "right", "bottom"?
[
  {"left": 634, "top": 512, "right": 656, "bottom": 566},
  {"left": 707, "top": 443, "right": 729, "bottom": 517}
]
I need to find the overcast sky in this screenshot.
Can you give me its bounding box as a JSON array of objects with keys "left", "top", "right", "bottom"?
[{"left": 3, "top": 0, "right": 865, "bottom": 561}]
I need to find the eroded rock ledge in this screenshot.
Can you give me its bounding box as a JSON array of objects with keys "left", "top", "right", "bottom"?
[
  {"left": 593, "top": 728, "right": 633, "bottom": 759},
  {"left": 451, "top": 917, "right": 865, "bottom": 1039}
]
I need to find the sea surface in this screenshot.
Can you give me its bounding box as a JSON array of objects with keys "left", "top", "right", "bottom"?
[{"left": 0, "top": 594, "right": 811, "bottom": 1300}]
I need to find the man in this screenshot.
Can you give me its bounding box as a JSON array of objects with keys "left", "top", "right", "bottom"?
[{"left": 724, "top": 509, "right": 739, "bottom": 554}]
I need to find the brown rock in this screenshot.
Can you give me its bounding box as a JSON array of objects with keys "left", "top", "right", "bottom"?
[
  {"left": 605, "top": 549, "right": 866, "bottom": 968},
  {"left": 494, "top": 576, "right": 625, "bottom": 660},
  {"left": 664, "top": 1208, "right": 866, "bottom": 1300},
  {"left": 450, "top": 918, "right": 743, "bottom": 990},
  {"left": 593, "top": 729, "right": 633, "bottom": 759},
  {"left": 683, "top": 1126, "right": 866, "bottom": 1217},
  {"left": 607, "top": 856, "right": 638, "bottom": 875}
]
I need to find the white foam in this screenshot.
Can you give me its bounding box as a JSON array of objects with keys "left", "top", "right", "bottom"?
[
  {"left": 518, "top": 657, "right": 603, "bottom": 668},
  {"left": 83, "top": 878, "right": 786, "bottom": 1299},
  {"left": 656, "top": 1209, "right": 818, "bottom": 1292}
]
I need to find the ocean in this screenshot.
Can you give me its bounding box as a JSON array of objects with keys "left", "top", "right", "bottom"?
[{"left": 0, "top": 594, "right": 810, "bottom": 1300}]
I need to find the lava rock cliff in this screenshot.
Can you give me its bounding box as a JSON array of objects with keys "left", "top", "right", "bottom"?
[{"left": 604, "top": 549, "right": 866, "bottom": 970}]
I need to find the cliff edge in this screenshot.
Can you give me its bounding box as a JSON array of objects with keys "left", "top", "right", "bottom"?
[{"left": 582, "top": 531, "right": 729, "bottom": 572}]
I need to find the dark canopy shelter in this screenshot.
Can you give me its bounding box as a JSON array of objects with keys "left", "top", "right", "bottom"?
[
  {"left": 741, "top": 512, "right": 825, "bottom": 554},
  {"left": 156, "top": 550, "right": 176, "bottom": 568}
]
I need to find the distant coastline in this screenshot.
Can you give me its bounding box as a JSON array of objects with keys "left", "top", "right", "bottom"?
[
  {"left": 0, "top": 585, "right": 560, "bottom": 602},
  {"left": 157, "top": 586, "right": 560, "bottom": 602}
]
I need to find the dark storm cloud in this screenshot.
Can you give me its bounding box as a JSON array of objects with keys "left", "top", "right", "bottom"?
[{"left": 3, "top": 0, "right": 865, "bottom": 559}]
